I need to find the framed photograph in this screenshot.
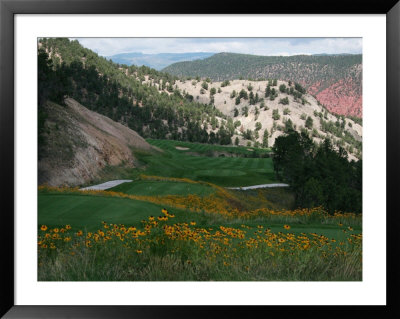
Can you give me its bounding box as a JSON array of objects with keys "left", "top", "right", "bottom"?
[{"left": 1, "top": 0, "right": 398, "bottom": 317}]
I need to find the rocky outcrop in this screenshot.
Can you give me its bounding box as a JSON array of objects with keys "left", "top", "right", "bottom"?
[{"left": 38, "top": 98, "right": 158, "bottom": 187}]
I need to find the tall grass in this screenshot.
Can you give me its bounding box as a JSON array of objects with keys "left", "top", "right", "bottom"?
[{"left": 38, "top": 214, "right": 362, "bottom": 281}]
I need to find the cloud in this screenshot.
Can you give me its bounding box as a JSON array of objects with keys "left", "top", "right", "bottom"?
[{"left": 73, "top": 38, "right": 362, "bottom": 56}]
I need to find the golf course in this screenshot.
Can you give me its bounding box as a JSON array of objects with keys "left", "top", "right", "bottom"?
[{"left": 38, "top": 140, "right": 362, "bottom": 281}]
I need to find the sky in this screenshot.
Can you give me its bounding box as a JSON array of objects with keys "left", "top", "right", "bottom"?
[{"left": 74, "top": 38, "right": 362, "bottom": 57}]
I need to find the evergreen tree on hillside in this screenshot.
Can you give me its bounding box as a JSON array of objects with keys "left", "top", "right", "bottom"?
[
  {"left": 272, "top": 130, "right": 362, "bottom": 214},
  {"left": 262, "top": 129, "right": 269, "bottom": 147},
  {"left": 38, "top": 38, "right": 233, "bottom": 146}
]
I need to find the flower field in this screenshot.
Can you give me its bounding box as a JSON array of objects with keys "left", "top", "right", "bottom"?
[{"left": 38, "top": 208, "right": 361, "bottom": 281}]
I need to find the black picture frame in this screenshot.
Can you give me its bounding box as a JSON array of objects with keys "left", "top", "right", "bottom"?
[{"left": 1, "top": 0, "right": 399, "bottom": 317}]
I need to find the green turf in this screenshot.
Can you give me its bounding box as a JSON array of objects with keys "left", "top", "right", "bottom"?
[
  {"left": 147, "top": 138, "right": 271, "bottom": 156},
  {"left": 38, "top": 194, "right": 168, "bottom": 230},
  {"left": 38, "top": 193, "right": 359, "bottom": 242},
  {"left": 131, "top": 139, "right": 278, "bottom": 187},
  {"left": 109, "top": 180, "right": 215, "bottom": 196},
  {"left": 38, "top": 139, "right": 360, "bottom": 240}
]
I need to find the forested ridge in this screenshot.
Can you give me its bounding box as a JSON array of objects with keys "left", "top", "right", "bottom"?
[
  {"left": 163, "top": 52, "right": 363, "bottom": 117},
  {"left": 163, "top": 52, "right": 361, "bottom": 87},
  {"left": 38, "top": 38, "right": 233, "bottom": 146}
]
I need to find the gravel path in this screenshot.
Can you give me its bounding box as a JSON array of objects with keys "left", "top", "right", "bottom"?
[
  {"left": 80, "top": 180, "right": 133, "bottom": 191},
  {"left": 227, "top": 183, "right": 289, "bottom": 190}
]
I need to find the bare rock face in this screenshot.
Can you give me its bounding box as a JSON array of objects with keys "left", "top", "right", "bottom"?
[
  {"left": 38, "top": 98, "right": 158, "bottom": 187},
  {"left": 308, "top": 78, "right": 362, "bottom": 118}
]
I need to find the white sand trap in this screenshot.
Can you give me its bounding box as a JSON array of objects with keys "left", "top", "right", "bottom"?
[
  {"left": 227, "top": 183, "right": 289, "bottom": 190},
  {"left": 175, "top": 146, "right": 190, "bottom": 150},
  {"left": 80, "top": 180, "right": 133, "bottom": 191}
]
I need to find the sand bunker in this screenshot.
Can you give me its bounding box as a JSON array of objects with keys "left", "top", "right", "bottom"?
[{"left": 175, "top": 146, "right": 190, "bottom": 150}]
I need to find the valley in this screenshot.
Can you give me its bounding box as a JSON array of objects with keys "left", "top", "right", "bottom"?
[{"left": 37, "top": 38, "right": 363, "bottom": 281}]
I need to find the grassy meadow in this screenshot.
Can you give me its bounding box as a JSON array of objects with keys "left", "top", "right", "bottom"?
[{"left": 38, "top": 140, "right": 362, "bottom": 281}]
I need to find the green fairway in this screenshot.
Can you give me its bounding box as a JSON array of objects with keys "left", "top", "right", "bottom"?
[
  {"left": 38, "top": 193, "right": 169, "bottom": 230},
  {"left": 38, "top": 193, "right": 359, "bottom": 241},
  {"left": 131, "top": 139, "right": 278, "bottom": 187},
  {"left": 109, "top": 180, "right": 215, "bottom": 196}
]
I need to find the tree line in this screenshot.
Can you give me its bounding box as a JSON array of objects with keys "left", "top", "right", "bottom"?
[{"left": 272, "top": 130, "right": 362, "bottom": 214}]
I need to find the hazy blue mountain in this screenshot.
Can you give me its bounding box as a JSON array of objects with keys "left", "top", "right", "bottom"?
[
  {"left": 106, "top": 52, "right": 215, "bottom": 70},
  {"left": 312, "top": 53, "right": 355, "bottom": 56}
]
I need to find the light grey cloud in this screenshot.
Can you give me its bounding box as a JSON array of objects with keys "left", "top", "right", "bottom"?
[{"left": 73, "top": 38, "right": 362, "bottom": 56}]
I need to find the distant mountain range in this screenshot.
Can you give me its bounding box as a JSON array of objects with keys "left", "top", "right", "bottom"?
[
  {"left": 106, "top": 52, "right": 215, "bottom": 70},
  {"left": 312, "top": 53, "right": 356, "bottom": 56},
  {"left": 163, "top": 52, "right": 362, "bottom": 117}
]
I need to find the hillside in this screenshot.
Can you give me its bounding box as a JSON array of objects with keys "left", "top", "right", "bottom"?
[
  {"left": 38, "top": 38, "right": 230, "bottom": 145},
  {"left": 174, "top": 78, "right": 362, "bottom": 160},
  {"left": 162, "top": 53, "right": 362, "bottom": 117},
  {"left": 107, "top": 52, "right": 214, "bottom": 70},
  {"left": 38, "top": 98, "right": 158, "bottom": 187},
  {"left": 38, "top": 39, "right": 362, "bottom": 160}
]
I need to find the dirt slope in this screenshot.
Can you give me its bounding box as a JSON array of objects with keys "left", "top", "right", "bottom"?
[
  {"left": 38, "top": 98, "right": 158, "bottom": 187},
  {"left": 174, "top": 79, "right": 362, "bottom": 160}
]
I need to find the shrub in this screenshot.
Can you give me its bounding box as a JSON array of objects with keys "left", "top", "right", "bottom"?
[
  {"left": 234, "top": 120, "right": 241, "bottom": 128},
  {"left": 221, "top": 80, "right": 230, "bottom": 87},
  {"left": 239, "top": 89, "right": 248, "bottom": 100},
  {"left": 272, "top": 109, "right": 280, "bottom": 121},
  {"left": 243, "top": 129, "right": 254, "bottom": 140},
  {"left": 242, "top": 106, "right": 249, "bottom": 117},
  {"left": 294, "top": 82, "right": 306, "bottom": 94},
  {"left": 312, "top": 128, "right": 319, "bottom": 137},
  {"left": 305, "top": 116, "right": 313, "bottom": 129}
]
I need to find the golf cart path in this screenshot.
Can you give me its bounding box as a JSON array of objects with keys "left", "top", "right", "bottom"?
[
  {"left": 227, "top": 183, "right": 289, "bottom": 190},
  {"left": 80, "top": 180, "right": 288, "bottom": 191},
  {"left": 80, "top": 180, "right": 133, "bottom": 191}
]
